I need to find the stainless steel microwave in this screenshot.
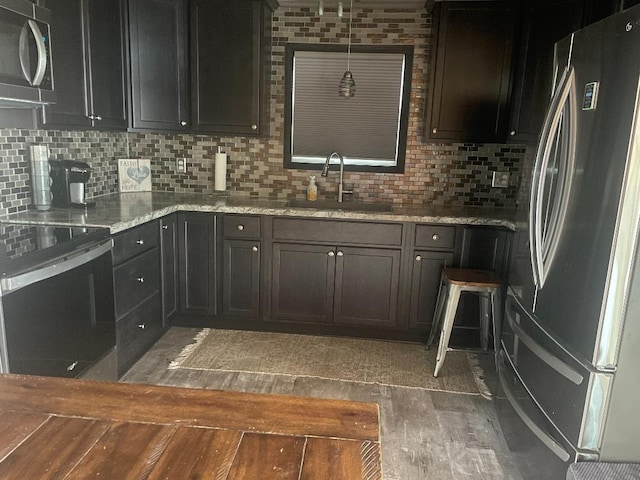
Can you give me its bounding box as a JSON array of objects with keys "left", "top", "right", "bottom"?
[{"left": 0, "top": 0, "right": 54, "bottom": 106}]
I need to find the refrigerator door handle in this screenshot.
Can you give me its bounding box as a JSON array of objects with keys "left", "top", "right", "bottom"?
[
  {"left": 505, "top": 304, "right": 584, "bottom": 385},
  {"left": 529, "top": 65, "right": 577, "bottom": 290}
]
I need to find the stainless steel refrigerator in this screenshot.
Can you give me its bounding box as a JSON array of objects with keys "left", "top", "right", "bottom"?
[{"left": 497, "top": 5, "right": 640, "bottom": 479}]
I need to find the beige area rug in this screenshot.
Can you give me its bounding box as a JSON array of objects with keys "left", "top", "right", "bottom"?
[{"left": 168, "top": 329, "right": 490, "bottom": 397}]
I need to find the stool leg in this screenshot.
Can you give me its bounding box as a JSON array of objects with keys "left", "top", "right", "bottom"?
[
  {"left": 491, "top": 288, "right": 503, "bottom": 354},
  {"left": 427, "top": 277, "right": 448, "bottom": 349},
  {"left": 434, "top": 285, "right": 461, "bottom": 378},
  {"left": 479, "top": 292, "right": 491, "bottom": 351}
]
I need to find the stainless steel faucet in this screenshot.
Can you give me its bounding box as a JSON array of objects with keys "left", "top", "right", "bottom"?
[{"left": 321, "top": 151, "right": 354, "bottom": 203}]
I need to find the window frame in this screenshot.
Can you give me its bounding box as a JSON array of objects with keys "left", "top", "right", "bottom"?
[{"left": 283, "top": 43, "right": 414, "bottom": 174}]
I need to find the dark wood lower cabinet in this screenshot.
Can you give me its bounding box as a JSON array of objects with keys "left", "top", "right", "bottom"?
[
  {"left": 160, "top": 214, "right": 178, "bottom": 325},
  {"left": 222, "top": 239, "right": 261, "bottom": 319},
  {"left": 271, "top": 242, "right": 401, "bottom": 329},
  {"left": 408, "top": 250, "right": 455, "bottom": 330},
  {"left": 333, "top": 247, "right": 401, "bottom": 328},
  {"left": 177, "top": 213, "right": 217, "bottom": 317},
  {"left": 270, "top": 243, "right": 335, "bottom": 324}
]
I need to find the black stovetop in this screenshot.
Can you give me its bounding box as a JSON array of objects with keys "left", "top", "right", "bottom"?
[{"left": 0, "top": 223, "right": 110, "bottom": 277}]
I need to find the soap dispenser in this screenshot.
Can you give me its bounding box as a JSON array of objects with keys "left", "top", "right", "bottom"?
[{"left": 307, "top": 175, "right": 318, "bottom": 201}]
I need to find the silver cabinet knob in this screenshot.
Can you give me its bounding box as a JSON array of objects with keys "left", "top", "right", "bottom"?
[
  {"left": 162, "top": 225, "right": 168, "bottom": 230},
  {"left": 180, "top": 121, "right": 187, "bottom": 126},
  {"left": 337, "top": 251, "right": 344, "bottom": 257},
  {"left": 137, "top": 323, "right": 146, "bottom": 329},
  {"left": 510, "top": 130, "right": 516, "bottom": 136},
  {"left": 328, "top": 251, "right": 335, "bottom": 257},
  {"left": 251, "top": 124, "right": 257, "bottom": 130},
  {"left": 252, "top": 246, "right": 258, "bottom": 252},
  {"left": 432, "top": 127, "right": 437, "bottom": 134},
  {"left": 415, "top": 255, "right": 422, "bottom": 261},
  {"left": 432, "top": 234, "right": 439, "bottom": 241},
  {"left": 136, "top": 239, "right": 145, "bottom": 245},
  {"left": 94, "top": 115, "right": 102, "bottom": 121},
  {"left": 237, "top": 224, "right": 244, "bottom": 231},
  {"left": 137, "top": 277, "right": 145, "bottom": 283},
  {"left": 66, "top": 361, "right": 78, "bottom": 371}
]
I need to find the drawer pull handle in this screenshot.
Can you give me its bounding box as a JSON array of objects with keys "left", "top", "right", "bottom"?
[
  {"left": 162, "top": 225, "right": 168, "bottom": 230},
  {"left": 137, "top": 277, "right": 145, "bottom": 283},
  {"left": 237, "top": 224, "right": 244, "bottom": 231},
  {"left": 67, "top": 361, "right": 78, "bottom": 371},
  {"left": 252, "top": 246, "right": 258, "bottom": 252},
  {"left": 137, "top": 323, "right": 146, "bottom": 330},
  {"left": 337, "top": 251, "right": 344, "bottom": 257},
  {"left": 136, "top": 239, "right": 145, "bottom": 245},
  {"left": 432, "top": 234, "right": 439, "bottom": 241},
  {"left": 416, "top": 255, "right": 422, "bottom": 261},
  {"left": 328, "top": 251, "right": 335, "bottom": 257}
]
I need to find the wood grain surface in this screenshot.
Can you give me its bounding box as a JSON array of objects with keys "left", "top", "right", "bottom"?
[{"left": 0, "top": 374, "right": 381, "bottom": 479}]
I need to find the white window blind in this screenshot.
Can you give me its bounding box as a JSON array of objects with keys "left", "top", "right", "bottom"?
[{"left": 290, "top": 50, "right": 407, "bottom": 168}]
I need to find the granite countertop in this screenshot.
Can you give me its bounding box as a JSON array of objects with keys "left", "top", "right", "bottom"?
[{"left": 0, "top": 192, "right": 517, "bottom": 233}]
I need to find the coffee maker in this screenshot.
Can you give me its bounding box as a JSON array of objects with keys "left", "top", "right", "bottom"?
[{"left": 50, "top": 160, "right": 95, "bottom": 208}]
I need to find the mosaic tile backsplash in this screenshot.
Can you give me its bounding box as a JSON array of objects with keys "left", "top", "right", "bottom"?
[{"left": 0, "top": 6, "right": 528, "bottom": 218}]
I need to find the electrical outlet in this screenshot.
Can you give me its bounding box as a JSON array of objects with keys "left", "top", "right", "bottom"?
[
  {"left": 176, "top": 158, "right": 187, "bottom": 173},
  {"left": 492, "top": 171, "right": 509, "bottom": 188}
]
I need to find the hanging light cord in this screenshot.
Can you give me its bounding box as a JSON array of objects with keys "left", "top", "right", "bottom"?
[{"left": 347, "top": 0, "right": 353, "bottom": 70}]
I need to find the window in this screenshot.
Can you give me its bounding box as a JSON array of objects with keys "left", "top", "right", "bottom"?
[{"left": 284, "top": 44, "right": 413, "bottom": 174}]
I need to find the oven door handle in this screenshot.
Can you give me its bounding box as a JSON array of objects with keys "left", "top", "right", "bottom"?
[{"left": 0, "top": 239, "right": 113, "bottom": 295}]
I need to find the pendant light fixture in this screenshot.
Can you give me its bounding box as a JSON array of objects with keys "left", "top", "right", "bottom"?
[{"left": 338, "top": 0, "right": 356, "bottom": 97}]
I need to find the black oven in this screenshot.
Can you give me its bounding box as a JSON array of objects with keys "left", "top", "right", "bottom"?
[{"left": 0, "top": 224, "right": 115, "bottom": 380}]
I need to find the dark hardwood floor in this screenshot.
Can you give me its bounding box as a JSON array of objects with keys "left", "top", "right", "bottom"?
[{"left": 122, "top": 327, "right": 523, "bottom": 480}]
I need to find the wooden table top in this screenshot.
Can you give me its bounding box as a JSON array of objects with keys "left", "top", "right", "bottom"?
[{"left": 0, "top": 374, "right": 381, "bottom": 479}]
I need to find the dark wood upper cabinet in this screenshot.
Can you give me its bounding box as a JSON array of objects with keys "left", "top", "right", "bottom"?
[
  {"left": 128, "top": 0, "right": 188, "bottom": 131},
  {"left": 42, "top": 0, "right": 127, "bottom": 130},
  {"left": 425, "top": 1, "right": 517, "bottom": 143},
  {"left": 189, "top": 0, "right": 273, "bottom": 136},
  {"left": 508, "top": 0, "right": 584, "bottom": 144}
]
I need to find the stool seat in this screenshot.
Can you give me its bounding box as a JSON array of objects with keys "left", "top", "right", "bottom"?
[
  {"left": 427, "top": 268, "right": 503, "bottom": 377},
  {"left": 443, "top": 268, "right": 502, "bottom": 288}
]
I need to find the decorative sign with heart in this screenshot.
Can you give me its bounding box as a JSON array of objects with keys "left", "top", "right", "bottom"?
[{"left": 118, "top": 159, "right": 152, "bottom": 192}]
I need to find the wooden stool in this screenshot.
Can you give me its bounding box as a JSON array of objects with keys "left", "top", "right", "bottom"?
[{"left": 427, "top": 268, "right": 502, "bottom": 377}]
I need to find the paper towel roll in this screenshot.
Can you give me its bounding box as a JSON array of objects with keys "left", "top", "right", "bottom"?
[{"left": 214, "top": 152, "right": 227, "bottom": 191}]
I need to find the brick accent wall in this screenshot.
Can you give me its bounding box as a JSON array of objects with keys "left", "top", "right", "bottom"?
[{"left": 0, "top": 6, "right": 527, "bottom": 217}]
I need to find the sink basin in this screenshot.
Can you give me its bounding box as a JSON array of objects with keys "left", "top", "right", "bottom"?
[{"left": 288, "top": 199, "right": 393, "bottom": 213}]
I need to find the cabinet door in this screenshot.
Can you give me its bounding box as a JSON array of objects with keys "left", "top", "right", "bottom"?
[
  {"left": 190, "top": 0, "right": 263, "bottom": 135},
  {"left": 425, "top": 1, "right": 516, "bottom": 142},
  {"left": 41, "top": 0, "right": 91, "bottom": 128},
  {"left": 86, "top": 0, "right": 127, "bottom": 129},
  {"left": 270, "top": 243, "right": 335, "bottom": 324},
  {"left": 42, "top": 0, "right": 126, "bottom": 129},
  {"left": 177, "top": 213, "right": 217, "bottom": 316},
  {"left": 334, "top": 247, "right": 401, "bottom": 328},
  {"left": 128, "top": 0, "right": 189, "bottom": 131},
  {"left": 160, "top": 214, "right": 178, "bottom": 325},
  {"left": 508, "top": 0, "right": 583, "bottom": 144},
  {"left": 408, "top": 250, "right": 455, "bottom": 330},
  {"left": 222, "top": 239, "right": 260, "bottom": 319}
]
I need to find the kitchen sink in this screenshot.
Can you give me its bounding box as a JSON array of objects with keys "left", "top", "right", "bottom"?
[{"left": 287, "top": 199, "right": 394, "bottom": 212}]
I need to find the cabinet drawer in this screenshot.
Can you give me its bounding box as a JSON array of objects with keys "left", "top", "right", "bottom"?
[
  {"left": 223, "top": 215, "right": 261, "bottom": 239},
  {"left": 112, "top": 221, "right": 159, "bottom": 265},
  {"left": 273, "top": 218, "right": 403, "bottom": 246},
  {"left": 116, "top": 292, "right": 163, "bottom": 376},
  {"left": 113, "top": 247, "right": 160, "bottom": 318},
  {"left": 415, "top": 224, "right": 456, "bottom": 250}
]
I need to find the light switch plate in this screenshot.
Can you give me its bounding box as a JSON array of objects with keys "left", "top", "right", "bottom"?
[{"left": 492, "top": 171, "right": 509, "bottom": 188}]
